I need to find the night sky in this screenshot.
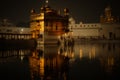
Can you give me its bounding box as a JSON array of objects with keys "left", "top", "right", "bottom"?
[{"left": 0, "top": 0, "right": 120, "bottom": 24}]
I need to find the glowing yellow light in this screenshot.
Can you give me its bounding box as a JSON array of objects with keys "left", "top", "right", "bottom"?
[
  {"left": 71, "top": 52, "right": 74, "bottom": 58},
  {"left": 40, "top": 58, "right": 44, "bottom": 76},
  {"left": 79, "top": 49, "right": 83, "bottom": 59},
  {"left": 89, "top": 47, "right": 96, "bottom": 59},
  {"left": 58, "top": 51, "right": 60, "bottom": 54},
  {"left": 46, "top": 0, "right": 48, "bottom": 4}
]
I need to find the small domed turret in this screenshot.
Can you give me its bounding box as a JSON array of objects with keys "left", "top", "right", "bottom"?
[
  {"left": 64, "top": 8, "right": 69, "bottom": 13},
  {"left": 40, "top": 6, "right": 45, "bottom": 12},
  {"left": 31, "top": 9, "right": 35, "bottom": 14},
  {"left": 64, "top": 8, "right": 69, "bottom": 16}
]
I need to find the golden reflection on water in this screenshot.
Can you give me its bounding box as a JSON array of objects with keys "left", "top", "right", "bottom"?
[
  {"left": 79, "top": 49, "right": 83, "bottom": 59},
  {"left": 29, "top": 43, "right": 120, "bottom": 80},
  {"left": 0, "top": 43, "right": 120, "bottom": 80},
  {"left": 0, "top": 49, "right": 31, "bottom": 63},
  {"left": 29, "top": 45, "right": 72, "bottom": 80},
  {"left": 89, "top": 46, "right": 96, "bottom": 59}
]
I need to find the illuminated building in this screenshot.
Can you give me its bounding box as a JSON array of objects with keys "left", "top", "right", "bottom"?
[
  {"left": 100, "top": 5, "right": 119, "bottom": 23},
  {"left": 30, "top": 0, "right": 69, "bottom": 44},
  {"left": 99, "top": 5, "right": 120, "bottom": 39},
  {"left": 69, "top": 5, "right": 120, "bottom": 40},
  {"left": 69, "top": 18, "right": 101, "bottom": 39},
  {"left": 1, "top": 4, "right": 120, "bottom": 41},
  {"left": 0, "top": 19, "right": 31, "bottom": 40}
]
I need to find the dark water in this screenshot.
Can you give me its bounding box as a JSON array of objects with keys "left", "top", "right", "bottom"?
[{"left": 0, "top": 42, "right": 120, "bottom": 80}]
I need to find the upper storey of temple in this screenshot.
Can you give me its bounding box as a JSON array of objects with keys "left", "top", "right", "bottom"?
[
  {"left": 30, "top": 0, "right": 70, "bottom": 38},
  {"left": 30, "top": 0, "right": 69, "bottom": 21}
]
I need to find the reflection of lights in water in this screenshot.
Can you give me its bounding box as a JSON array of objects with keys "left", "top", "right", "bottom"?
[
  {"left": 89, "top": 47, "right": 96, "bottom": 59},
  {"left": 79, "top": 49, "right": 83, "bottom": 59},
  {"left": 20, "top": 56, "right": 24, "bottom": 61},
  {"left": 30, "top": 43, "right": 120, "bottom": 79},
  {"left": 89, "top": 52, "right": 92, "bottom": 59},
  {"left": 69, "top": 53, "right": 75, "bottom": 64},
  {"left": 107, "top": 57, "right": 114, "bottom": 72},
  {"left": 100, "top": 56, "right": 115, "bottom": 73},
  {"left": 58, "top": 51, "right": 60, "bottom": 54},
  {"left": 67, "top": 52, "right": 74, "bottom": 58},
  {"left": 107, "top": 57, "right": 114, "bottom": 66},
  {"left": 40, "top": 58, "right": 44, "bottom": 76},
  {"left": 71, "top": 52, "right": 74, "bottom": 58},
  {"left": 19, "top": 50, "right": 24, "bottom": 61},
  {"left": 64, "top": 52, "right": 67, "bottom": 57}
]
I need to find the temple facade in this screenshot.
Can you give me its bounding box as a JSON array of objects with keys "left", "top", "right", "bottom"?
[{"left": 30, "top": 1, "right": 69, "bottom": 44}]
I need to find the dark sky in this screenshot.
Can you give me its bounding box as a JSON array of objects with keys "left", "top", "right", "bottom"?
[{"left": 0, "top": 0, "right": 120, "bottom": 24}]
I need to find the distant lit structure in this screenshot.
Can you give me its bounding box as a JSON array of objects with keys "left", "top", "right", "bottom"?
[
  {"left": 100, "top": 5, "right": 119, "bottom": 23},
  {"left": 99, "top": 5, "right": 120, "bottom": 39},
  {"left": 69, "top": 5, "right": 120, "bottom": 40},
  {"left": 0, "top": 19, "right": 31, "bottom": 40},
  {"left": 69, "top": 18, "right": 101, "bottom": 39},
  {"left": 1, "top": 4, "right": 120, "bottom": 40},
  {"left": 30, "top": 1, "right": 69, "bottom": 44}
]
